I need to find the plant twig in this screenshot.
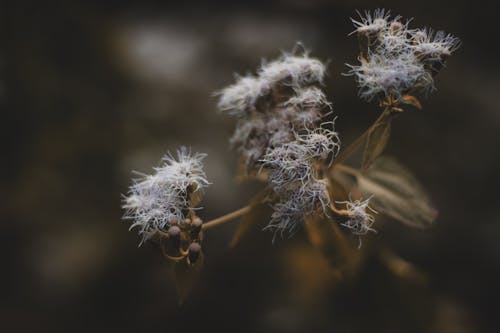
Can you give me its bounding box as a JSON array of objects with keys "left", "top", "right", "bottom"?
[
  {"left": 202, "top": 205, "right": 253, "bottom": 230},
  {"left": 332, "top": 106, "right": 390, "bottom": 166}
]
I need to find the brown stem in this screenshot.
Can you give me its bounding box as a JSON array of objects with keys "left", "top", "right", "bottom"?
[
  {"left": 202, "top": 205, "right": 253, "bottom": 230},
  {"left": 329, "top": 202, "right": 349, "bottom": 216},
  {"left": 334, "top": 164, "right": 360, "bottom": 177},
  {"left": 332, "top": 107, "right": 389, "bottom": 166}
]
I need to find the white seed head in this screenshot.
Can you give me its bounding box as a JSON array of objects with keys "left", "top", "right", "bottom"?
[
  {"left": 216, "top": 75, "right": 268, "bottom": 117},
  {"left": 347, "top": 53, "right": 433, "bottom": 100},
  {"left": 347, "top": 9, "right": 459, "bottom": 101},
  {"left": 337, "top": 196, "right": 377, "bottom": 247},
  {"left": 259, "top": 53, "right": 326, "bottom": 87},
  {"left": 351, "top": 8, "right": 390, "bottom": 35},
  {"left": 265, "top": 179, "right": 330, "bottom": 239},
  {"left": 122, "top": 147, "right": 209, "bottom": 245},
  {"left": 283, "top": 87, "right": 332, "bottom": 111},
  {"left": 411, "top": 28, "right": 460, "bottom": 59},
  {"left": 261, "top": 142, "right": 313, "bottom": 187},
  {"left": 296, "top": 124, "right": 340, "bottom": 161}
]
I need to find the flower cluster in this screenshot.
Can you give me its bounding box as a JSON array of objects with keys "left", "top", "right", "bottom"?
[
  {"left": 347, "top": 9, "right": 460, "bottom": 101},
  {"left": 216, "top": 48, "right": 331, "bottom": 170},
  {"left": 217, "top": 48, "right": 340, "bottom": 237},
  {"left": 122, "top": 147, "right": 209, "bottom": 245}
]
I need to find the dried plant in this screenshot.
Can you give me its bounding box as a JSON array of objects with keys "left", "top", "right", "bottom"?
[{"left": 122, "top": 9, "right": 459, "bottom": 302}]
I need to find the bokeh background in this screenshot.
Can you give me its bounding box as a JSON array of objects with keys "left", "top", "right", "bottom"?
[{"left": 3, "top": 0, "right": 499, "bottom": 332}]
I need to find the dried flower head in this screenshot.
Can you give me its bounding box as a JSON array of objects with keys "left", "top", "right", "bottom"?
[
  {"left": 347, "top": 53, "right": 433, "bottom": 101},
  {"left": 216, "top": 45, "right": 340, "bottom": 238},
  {"left": 347, "top": 9, "right": 459, "bottom": 101},
  {"left": 260, "top": 124, "right": 338, "bottom": 237},
  {"left": 295, "top": 124, "right": 340, "bottom": 161},
  {"left": 258, "top": 52, "right": 326, "bottom": 87},
  {"left": 216, "top": 75, "right": 267, "bottom": 117},
  {"left": 122, "top": 147, "right": 209, "bottom": 245},
  {"left": 337, "top": 196, "right": 377, "bottom": 248},
  {"left": 265, "top": 178, "right": 330, "bottom": 239},
  {"left": 412, "top": 28, "right": 460, "bottom": 59},
  {"left": 351, "top": 8, "right": 391, "bottom": 35}
]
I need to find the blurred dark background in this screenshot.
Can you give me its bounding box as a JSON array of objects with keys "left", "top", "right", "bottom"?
[{"left": 2, "top": 0, "right": 499, "bottom": 332}]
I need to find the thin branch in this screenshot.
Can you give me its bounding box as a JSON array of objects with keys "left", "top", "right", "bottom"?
[
  {"left": 202, "top": 205, "right": 253, "bottom": 230},
  {"left": 332, "top": 106, "right": 390, "bottom": 166}
]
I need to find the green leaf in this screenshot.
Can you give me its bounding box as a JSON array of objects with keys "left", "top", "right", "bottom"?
[
  {"left": 356, "top": 157, "right": 438, "bottom": 228},
  {"left": 362, "top": 109, "right": 393, "bottom": 170}
]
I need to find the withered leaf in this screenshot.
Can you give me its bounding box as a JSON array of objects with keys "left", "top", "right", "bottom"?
[
  {"left": 172, "top": 256, "right": 204, "bottom": 305},
  {"left": 401, "top": 95, "right": 422, "bottom": 110},
  {"left": 188, "top": 188, "right": 204, "bottom": 209},
  {"left": 229, "top": 191, "right": 270, "bottom": 248},
  {"left": 362, "top": 109, "right": 393, "bottom": 170},
  {"left": 304, "top": 212, "right": 360, "bottom": 272},
  {"left": 356, "top": 157, "right": 438, "bottom": 228},
  {"left": 327, "top": 174, "right": 350, "bottom": 203}
]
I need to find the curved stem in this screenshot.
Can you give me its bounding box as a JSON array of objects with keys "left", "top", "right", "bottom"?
[
  {"left": 329, "top": 202, "right": 349, "bottom": 216},
  {"left": 202, "top": 205, "right": 252, "bottom": 230}
]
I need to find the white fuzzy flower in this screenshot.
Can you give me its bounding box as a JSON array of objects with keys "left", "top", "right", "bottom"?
[
  {"left": 296, "top": 124, "right": 340, "bottom": 161},
  {"left": 350, "top": 8, "right": 390, "bottom": 35},
  {"left": 411, "top": 28, "right": 460, "bottom": 60},
  {"left": 347, "top": 53, "right": 433, "bottom": 100},
  {"left": 259, "top": 53, "right": 326, "bottom": 87},
  {"left": 377, "top": 20, "right": 413, "bottom": 56},
  {"left": 337, "top": 196, "right": 377, "bottom": 247},
  {"left": 265, "top": 179, "right": 330, "bottom": 239},
  {"left": 216, "top": 75, "right": 268, "bottom": 117},
  {"left": 283, "top": 87, "right": 332, "bottom": 111},
  {"left": 347, "top": 9, "right": 459, "bottom": 101},
  {"left": 122, "top": 147, "right": 209, "bottom": 245},
  {"left": 261, "top": 142, "right": 313, "bottom": 187}
]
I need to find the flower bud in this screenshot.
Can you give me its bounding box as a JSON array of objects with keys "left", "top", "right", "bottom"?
[
  {"left": 168, "top": 225, "right": 181, "bottom": 249},
  {"left": 190, "top": 217, "right": 203, "bottom": 240},
  {"left": 188, "top": 242, "right": 202, "bottom": 264},
  {"left": 168, "top": 216, "right": 178, "bottom": 225}
]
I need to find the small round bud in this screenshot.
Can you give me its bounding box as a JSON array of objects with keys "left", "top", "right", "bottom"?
[
  {"left": 168, "top": 216, "right": 178, "bottom": 225},
  {"left": 190, "top": 217, "right": 203, "bottom": 241},
  {"left": 183, "top": 218, "right": 191, "bottom": 224},
  {"left": 167, "top": 225, "right": 181, "bottom": 237},
  {"left": 188, "top": 242, "right": 202, "bottom": 264},
  {"left": 167, "top": 225, "right": 181, "bottom": 249},
  {"left": 192, "top": 217, "right": 203, "bottom": 228}
]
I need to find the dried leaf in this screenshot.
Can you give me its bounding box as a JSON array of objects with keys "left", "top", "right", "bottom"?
[
  {"left": 304, "top": 212, "right": 360, "bottom": 272},
  {"left": 356, "top": 157, "right": 438, "bottom": 228},
  {"left": 188, "top": 188, "right": 204, "bottom": 209},
  {"left": 379, "top": 248, "right": 428, "bottom": 284},
  {"left": 281, "top": 244, "right": 342, "bottom": 303},
  {"left": 327, "top": 175, "right": 350, "bottom": 203},
  {"left": 362, "top": 109, "right": 393, "bottom": 170},
  {"left": 401, "top": 95, "right": 422, "bottom": 110},
  {"left": 229, "top": 191, "right": 270, "bottom": 248},
  {"left": 172, "top": 256, "right": 204, "bottom": 305}
]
